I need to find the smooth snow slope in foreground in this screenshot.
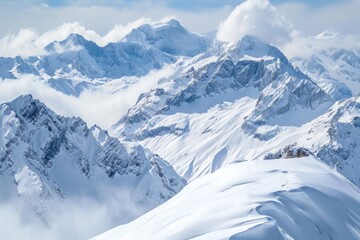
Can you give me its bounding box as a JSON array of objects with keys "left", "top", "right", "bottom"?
[{"left": 93, "top": 157, "right": 360, "bottom": 240}]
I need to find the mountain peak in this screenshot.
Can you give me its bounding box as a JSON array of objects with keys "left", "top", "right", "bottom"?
[
  {"left": 230, "top": 35, "right": 270, "bottom": 57},
  {"left": 63, "top": 33, "right": 87, "bottom": 45},
  {"left": 167, "top": 19, "right": 181, "bottom": 27},
  {"left": 238, "top": 35, "right": 266, "bottom": 48},
  {"left": 8, "top": 94, "right": 34, "bottom": 108},
  {"left": 6, "top": 94, "right": 56, "bottom": 124},
  {"left": 44, "top": 33, "right": 97, "bottom": 53},
  {"left": 122, "top": 19, "right": 208, "bottom": 57},
  {"left": 151, "top": 19, "right": 182, "bottom": 29},
  {"left": 219, "top": 35, "right": 288, "bottom": 63}
]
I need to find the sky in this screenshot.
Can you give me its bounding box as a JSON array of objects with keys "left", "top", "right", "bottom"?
[
  {"left": 1, "top": 0, "right": 360, "bottom": 128},
  {"left": 1, "top": 0, "right": 359, "bottom": 58},
  {"left": 0, "top": 0, "right": 356, "bottom": 36},
  {"left": 0, "top": 1, "right": 359, "bottom": 239}
]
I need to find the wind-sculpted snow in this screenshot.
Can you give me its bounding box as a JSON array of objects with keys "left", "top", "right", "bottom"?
[
  {"left": 0, "top": 95, "right": 185, "bottom": 239},
  {"left": 92, "top": 157, "right": 360, "bottom": 240}
]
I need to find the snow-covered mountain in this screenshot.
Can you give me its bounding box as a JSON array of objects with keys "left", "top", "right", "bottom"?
[
  {"left": 292, "top": 48, "right": 360, "bottom": 101},
  {"left": 92, "top": 156, "right": 360, "bottom": 240},
  {"left": 1, "top": 15, "right": 360, "bottom": 240},
  {"left": 42, "top": 33, "right": 175, "bottom": 79},
  {"left": 121, "top": 19, "right": 208, "bottom": 57},
  {"left": 111, "top": 35, "right": 344, "bottom": 181},
  {"left": 0, "top": 20, "right": 209, "bottom": 96},
  {"left": 0, "top": 95, "right": 185, "bottom": 224},
  {"left": 113, "top": 36, "right": 330, "bottom": 138}
]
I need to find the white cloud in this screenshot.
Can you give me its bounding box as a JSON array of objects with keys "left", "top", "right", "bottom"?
[
  {"left": 0, "top": 2, "right": 232, "bottom": 40},
  {"left": 215, "top": 0, "right": 360, "bottom": 59},
  {"left": 0, "top": 22, "right": 101, "bottom": 57},
  {"left": 273, "top": 0, "right": 360, "bottom": 58},
  {"left": 1, "top": 0, "right": 360, "bottom": 129},
  {"left": 98, "top": 18, "right": 152, "bottom": 46},
  {"left": 0, "top": 20, "right": 137, "bottom": 57},
  {"left": 282, "top": 31, "right": 360, "bottom": 58},
  {"left": 38, "top": 22, "right": 101, "bottom": 45},
  {"left": 216, "top": 0, "right": 296, "bottom": 46},
  {"left": 0, "top": 29, "right": 47, "bottom": 57},
  {"left": 0, "top": 15, "right": 207, "bottom": 57},
  {"left": 0, "top": 187, "right": 148, "bottom": 240},
  {"left": 0, "top": 0, "right": 235, "bottom": 57},
  {"left": 276, "top": 0, "right": 360, "bottom": 36},
  {"left": 0, "top": 65, "right": 175, "bottom": 129}
]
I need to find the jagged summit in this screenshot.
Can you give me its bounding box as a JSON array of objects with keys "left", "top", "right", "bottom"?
[
  {"left": 122, "top": 19, "right": 208, "bottom": 57},
  {"left": 0, "top": 95, "right": 185, "bottom": 225},
  {"left": 45, "top": 33, "right": 102, "bottom": 55},
  {"left": 61, "top": 33, "right": 88, "bottom": 45},
  {"left": 1, "top": 21, "right": 210, "bottom": 84},
  {"left": 292, "top": 47, "right": 360, "bottom": 101},
  {"left": 136, "top": 19, "right": 183, "bottom": 31},
  {"left": 2, "top": 13, "right": 360, "bottom": 240},
  {"left": 216, "top": 35, "right": 291, "bottom": 66},
  {"left": 6, "top": 94, "right": 54, "bottom": 121},
  {"left": 9, "top": 93, "right": 33, "bottom": 103},
  {"left": 113, "top": 33, "right": 326, "bottom": 140}
]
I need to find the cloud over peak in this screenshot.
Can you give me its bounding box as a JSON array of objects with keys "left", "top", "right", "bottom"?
[
  {"left": 0, "top": 18, "right": 166, "bottom": 57},
  {"left": 216, "top": 0, "right": 296, "bottom": 46}
]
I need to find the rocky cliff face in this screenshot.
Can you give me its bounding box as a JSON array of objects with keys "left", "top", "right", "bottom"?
[
  {"left": 0, "top": 95, "right": 185, "bottom": 221},
  {"left": 291, "top": 48, "right": 360, "bottom": 101},
  {"left": 113, "top": 36, "right": 331, "bottom": 140}
]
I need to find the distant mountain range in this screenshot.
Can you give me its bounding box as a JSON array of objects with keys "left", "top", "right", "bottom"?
[{"left": 1, "top": 18, "right": 360, "bottom": 240}]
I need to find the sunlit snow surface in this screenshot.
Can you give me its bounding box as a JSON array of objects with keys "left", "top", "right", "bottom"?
[
  {"left": 93, "top": 157, "right": 360, "bottom": 240},
  {"left": 1, "top": 16, "right": 360, "bottom": 240}
]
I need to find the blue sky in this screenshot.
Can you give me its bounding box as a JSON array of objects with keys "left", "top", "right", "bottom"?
[
  {"left": 2, "top": 0, "right": 347, "bottom": 9},
  {"left": 166, "top": 0, "right": 346, "bottom": 10},
  {"left": 0, "top": 0, "right": 358, "bottom": 37}
]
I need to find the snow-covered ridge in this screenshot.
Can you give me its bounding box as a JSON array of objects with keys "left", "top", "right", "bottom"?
[
  {"left": 112, "top": 35, "right": 331, "bottom": 141},
  {"left": 1, "top": 16, "right": 360, "bottom": 240},
  {"left": 0, "top": 19, "right": 209, "bottom": 96},
  {"left": 108, "top": 35, "right": 360, "bottom": 188},
  {"left": 0, "top": 94, "right": 185, "bottom": 223},
  {"left": 292, "top": 48, "right": 360, "bottom": 101},
  {"left": 121, "top": 19, "right": 208, "bottom": 57},
  {"left": 92, "top": 156, "right": 360, "bottom": 240}
]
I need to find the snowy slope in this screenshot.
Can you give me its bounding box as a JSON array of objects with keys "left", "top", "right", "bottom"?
[
  {"left": 116, "top": 91, "right": 360, "bottom": 188},
  {"left": 92, "top": 156, "right": 360, "bottom": 240},
  {"left": 112, "top": 36, "right": 329, "bottom": 138},
  {"left": 292, "top": 48, "right": 360, "bottom": 101},
  {"left": 111, "top": 35, "right": 339, "bottom": 181},
  {"left": 0, "top": 95, "right": 185, "bottom": 226}
]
